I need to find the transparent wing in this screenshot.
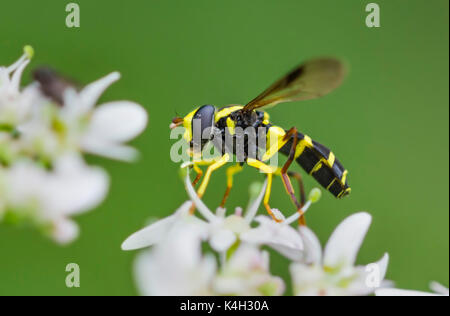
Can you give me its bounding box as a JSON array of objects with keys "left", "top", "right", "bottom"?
[{"left": 243, "top": 58, "right": 346, "bottom": 112}]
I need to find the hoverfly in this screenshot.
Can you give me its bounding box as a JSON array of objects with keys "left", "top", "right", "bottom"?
[
  {"left": 32, "top": 67, "right": 78, "bottom": 105},
  {"left": 170, "top": 58, "right": 350, "bottom": 223}
]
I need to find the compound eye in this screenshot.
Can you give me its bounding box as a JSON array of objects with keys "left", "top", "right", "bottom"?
[{"left": 192, "top": 105, "right": 215, "bottom": 146}]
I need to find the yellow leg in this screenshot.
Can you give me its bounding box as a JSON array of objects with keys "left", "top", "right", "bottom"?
[
  {"left": 247, "top": 158, "right": 283, "bottom": 222},
  {"left": 261, "top": 126, "right": 309, "bottom": 226},
  {"left": 190, "top": 156, "right": 220, "bottom": 186},
  {"left": 220, "top": 164, "right": 244, "bottom": 207},
  {"left": 197, "top": 154, "right": 230, "bottom": 198},
  {"left": 188, "top": 154, "right": 230, "bottom": 215}
]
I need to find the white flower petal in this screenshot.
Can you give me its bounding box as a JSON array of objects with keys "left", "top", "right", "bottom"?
[
  {"left": 51, "top": 218, "right": 79, "bottom": 245},
  {"left": 429, "top": 282, "right": 449, "bottom": 295},
  {"left": 210, "top": 229, "right": 236, "bottom": 252},
  {"left": 79, "top": 72, "right": 120, "bottom": 111},
  {"left": 7, "top": 54, "right": 27, "bottom": 73},
  {"left": 244, "top": 179, "right": 267, "bottom": 223},
  {"left": 10, "top": 59, "right": 29, "bottom": 92},
  {"left": 122, "top": 214, "right": 179, "bottom": 251},
  {"left": 121, "top": 201, "right": 210, "bottom": 250},
  {"left": 270, "top": 244, "right": 305, "bottom": 262},
  {"left": 241, "top": 215, "right": 304, "bottom": 260},
  {"left": 3, "top": 155, "right": 109, "bottom": 219},
  {"left": 215, "top": 206, "right": 226, "bottom": 218},
  {"left": 290, "top": 263, "right": 325, "bottom": 296},
  {"left": 184, "top": 172, "right": 217, "bottom": 222},
  {"left": 271, "top": 209, "right": 286, "bottom": 222},
  {"left": 375, "top": 288, "right": 441, "bottom": 296},
  {"left": 81, "top": 139, "right": 139, "bottom": 161},
  {"left": 298, "top": 225, "right": 322, "bottom": 265},
  {"left": 122, "top": 201, "right": 210, "bottom": 251},
  {"left": 133, "top": 250, "right": 157, "bottom": 296},
  {"left": 375, "top": 253, "right": 389, "bottom": 280},
  {"left": 88, "top": 101, "right": 147, "bottom": 142},
  {"left": 0, "top": 67, "right": 9, "bottom": 87},
  {"left": 323, "top": 212, "right": 372, "bottom": 268},
  {"left": 48, "top": 156, "right": 109, "bottom": 216},
  {"left": 134, "top": 225, "right": 216, "bottom": 296},
  {"left": 224, "top": 244, "right": 266, "bottom": 272}
]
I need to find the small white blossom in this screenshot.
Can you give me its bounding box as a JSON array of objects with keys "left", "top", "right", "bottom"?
[
  {"left": 0, "top": 47, "right": 35, "bottom": 130},
  {"left": 134, "top": 220, "right": 284, "bottom": 296},
  {"left": 61, "top": 74, "right": 147, "bottom": 161},
  {"left": 0, "top": 154, "right": 108, "bottom": 244},
  {"left": 17, "top": 72, "right": 147, "bottom": 162},
  {"left": 213, "top": 245, "right": 285, "bottom": 296},
  {"left": 122, "top": 171, "right": 305, "bottom": 259},
  {"left": 134, "top": 221, "right": 216, "bottom": 296},
  {"left": 1, "top": 47, "right": 147, "bottom": 163},
  {"left": 290, "top": 212, "right": 390, "bottom": 296},
  {"left": 376, "top": 281, "right": 449, "bottom": 296}
]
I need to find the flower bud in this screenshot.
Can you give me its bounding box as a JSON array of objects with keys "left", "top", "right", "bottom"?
[{"left": 308, "top": 188, "right": 322, "bottom": 203}]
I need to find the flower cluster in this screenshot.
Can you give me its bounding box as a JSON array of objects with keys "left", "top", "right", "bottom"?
[
  {"left": 0, "top": 47, "right": 147, "bottom": 244},
  {"left": 122, "top": 170, "right": 395, "bottom": 296}
]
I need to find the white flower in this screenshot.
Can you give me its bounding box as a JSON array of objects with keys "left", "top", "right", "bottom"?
[
  {"left": 213, "top": 245, "right": 285, "bottom": 296},
  {"left": 376, "top": 282, "right": 449, "bottom": 296},
  {"left": 18, "top": 72, "right": 148, "bottom": 162},
  {"left": 1, "top": 47, "right": 147, "bottom": 163},
  {"left": 122, "top": 171, "right": 305, "bottom": 259},
  {"left": 290, "top": 212, "right": 390, "bottom": 296},
  {"left": 133, "top": 219, "right": 284, "bottom": 296},
  {"left": 0, "top": 46, "right": 34, "bottom": 127},
  {"left": 1, "top": 46, "right": 148, "bottom": 243},
  {"left": 61, "top": 74, "right": 148, "bottom": 161},
  {"left": 134, "top": 221, "right": 216, "bottom": 296},
  {"left": 240, "top": 215, "right": 307, "bottom": 261},
  {"left": 0, "top": 154, "right": 109, "bottom": 244}
]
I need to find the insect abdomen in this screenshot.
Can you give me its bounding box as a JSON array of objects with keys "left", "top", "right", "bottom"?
[{"left": 280, "top": 132, "right": 350, "bottom": 198}]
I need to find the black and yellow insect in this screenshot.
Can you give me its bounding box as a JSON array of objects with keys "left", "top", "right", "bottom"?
[{"left": 170, "top": 58, "right": 350, "bottom": 223}]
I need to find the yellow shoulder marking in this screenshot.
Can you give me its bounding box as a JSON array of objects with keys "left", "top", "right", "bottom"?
[{"left": 214, "top": 105, "right": 243, "bottom": 122}]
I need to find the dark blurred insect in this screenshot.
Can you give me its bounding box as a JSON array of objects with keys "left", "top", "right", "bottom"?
[
  {"left": 32, "top": 67, "right": 78, "bottom": 105},
  {"left": 170, "top": 58, "right": 350, "bottom": 223}
]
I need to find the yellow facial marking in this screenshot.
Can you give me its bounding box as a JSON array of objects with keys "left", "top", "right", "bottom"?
[{"left": 182, "top": 108, "right": 198, "bottom": 142}]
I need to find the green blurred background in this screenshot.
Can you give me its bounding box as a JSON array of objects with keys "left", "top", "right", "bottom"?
[{"left": 0, "top": 0, "right": 448, "bottom": 295}]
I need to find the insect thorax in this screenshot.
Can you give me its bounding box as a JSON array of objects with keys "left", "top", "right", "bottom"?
[{"left": 213, "top": 108, "right": 270, "bottom": 160}]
